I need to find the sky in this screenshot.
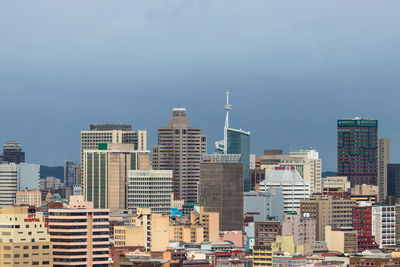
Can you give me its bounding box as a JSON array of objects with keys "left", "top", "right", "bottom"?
[{"left": 0, "top": 1, "right": 400, "bottom": 170}]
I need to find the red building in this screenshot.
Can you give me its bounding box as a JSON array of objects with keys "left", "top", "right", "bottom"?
[{"left": 352, "top": 204, "right": 379, "bottom": 251}]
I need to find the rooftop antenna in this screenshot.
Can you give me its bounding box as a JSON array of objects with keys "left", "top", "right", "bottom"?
[{"left": 224, "top": 91, "right": 232, "bottom": 154}]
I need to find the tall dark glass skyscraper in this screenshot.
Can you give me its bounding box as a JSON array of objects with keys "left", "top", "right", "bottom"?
[
  {"left": 387, "top": 164, "right": 400, "bottom": 204},
  {"left": 337, "top": 118, "right": 378, "bottom": 187},
  {"left": 2, "top": 141, "right": 25, "bottom": 164}
]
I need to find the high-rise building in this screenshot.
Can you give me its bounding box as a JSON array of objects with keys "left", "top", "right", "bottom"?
[
  {"left": 152, "top": 108, "right": 207, "bottom": 204},
  {"left": 215, "top": 92, "right": 251, "bottom": 192},
  {"left": 64, "top": 160, "right": 81, "bottom": 187},
  {"left": 49, "top": 195, "right": 109, "bottom": 267},
  {"left": 199, "top": 160, "right": 243, "bottom": 231},
  {"left": 282, "top": 213, "right": 316, "bottom": 245},
  {"left": 0, "top": 206, "right": 53, "bottom": 266},
  {"left": 259, "top": 166, "right": 309, "bottom": 213},
  {"left": 387, "top": 164, "right": 400, "bottom": 204},
  {"left": 0, "top": 164, "right": 17, "bottom": 206},
  {"left": 82, "top": 143, "right": 150, "bottom": 212},
  {"left": 337, "top": 118, "right": 378, "bottom": 186},
  {"left": 254, "top": 221, "right": 282, "bottom": 247},
  {"left": 372, "top": 205, "right": 396, "bottom": 248},
  {"left": 17, "top": 163, "right": 40, "bottom": 190},
  {"left": 80, "top": 123, "right": 146, "bottom": 176},
  {"left": 2, "top": 141, "right": 25, "bottom": 164},
  {"left": 377, "top": 137, "right": 391, "bottom": 203},
  {"left": 300, "top": 195, "right": 356, "bottom": 241},
  {"left": 127, "top": 169, "right": 173, "bottom": 215}
]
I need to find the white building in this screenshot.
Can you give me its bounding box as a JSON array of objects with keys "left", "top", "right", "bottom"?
[
  {"left": 127, "top": 170, "right": 173, "bottom": 215},
  {"left": 372, "top": 205, "right": 396, "bottom": 248},
  {"left": 0, "top": 164, "right": 18, "bottom": 206},
  {"left": 259, "top": 166, "right": 309, "bottom": 213}
]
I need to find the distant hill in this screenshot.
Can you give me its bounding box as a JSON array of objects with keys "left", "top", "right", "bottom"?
[
  {"left": 40, "top": 166, "right": 64, "bottom": 182},
  {"left": 322, "top": 171, "right": 337, "bottom": 178}
]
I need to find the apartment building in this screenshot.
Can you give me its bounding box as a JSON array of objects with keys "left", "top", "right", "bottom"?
[{"left": 49, "top": 195, "right": 109, "bottom": 267}]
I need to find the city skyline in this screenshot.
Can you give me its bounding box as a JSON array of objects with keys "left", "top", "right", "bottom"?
[{"left": 1, "top": 1, "right": 400, "bottom": 170}]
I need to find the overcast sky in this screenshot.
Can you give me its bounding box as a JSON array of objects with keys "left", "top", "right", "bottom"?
[{"left": 0, "top": 1, "right": 399, "bottom": 170}]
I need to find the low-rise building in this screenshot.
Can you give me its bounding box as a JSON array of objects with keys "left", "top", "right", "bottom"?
[{"left": 15, "top": 190, "right": 41, "bottom": 207}]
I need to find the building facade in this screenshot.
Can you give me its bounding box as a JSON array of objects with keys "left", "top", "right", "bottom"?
[
  {"left": 49, "top": 195, "right": 109, "bottom": 267},
  {"left": 127, "top": 169, "right": 173, "bottom": 215},
  {"left": 377, "top": 137, "right": 391, "bottom": 203},
  {"left": 282, "top": 213, "right": 316, "bottom": 245},
  {"left": 300, "top": 195, "right": 356, "bottom": 241},
  {"left": 387, "top": 164, "right": 400, "bottom": 204},
  {"left": 0, "top": 164, "right": 17, "bottom": 206},
  {"left": 16, "top": 190, "right": 41, "bottom": 207},
  {"left": 152, "top": 108, "right": 207, "bottom": 204},
  {"left": 254, "top": 221, "right": 282, "bottom": 247},
  {"left": 82, "top": 143, "right": 150, "bottom": 212},
  {"left": 259, "top": 166, "right": 309, "bottom": 213},
  {"left": 2, "top": 141, "right": 25, "bottom": 164},
  {"left": 0, "top": 206, "right": 52, "bottom": 266},
  {"left": 325, "top": 225, "right": 358, "bottom": 254},
  {"left": 372, "top": 205, "right": 396, "bottom": 248},
  {"left": 64, "top": 160, "right": 81, "bottom": 187},
  {"left": 244, "top": 189, "right": 284, "bottom": 222},
  {"left": 352, "top": 203, "right": 379, "bottom": 251},
  {"left": 199, "top": 161, "right": 243, "bottom": 231},
  {"left": 337, "top": 118, "right": 378, "bottom": 186}
]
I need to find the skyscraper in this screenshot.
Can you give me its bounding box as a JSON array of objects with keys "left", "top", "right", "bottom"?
[
  {"left": 152, "top": 108, "right": 207, "bottom": 204},
  {"left": 80, "top": 123, "right": 146, "bottom": 176},
  {"left": 3, "top": 141, "right": 25, "bottom": 164},
  {"left": 199, "top": 157, "right": 244, "bottom": 231},
  {"left": 82, "top": 143, "right": 150, "bottom": 212},
  {"left": 387, "top": 164, "right": 400, "bottom": 204},
  {"left": 337, "top": 118, "right": 378, "bottom": 186},
  {"left": 377, "top": 137, "right": 391, "bottom": 203},
  {"left": 64, "top": 160, "right": 80, "bottom": 187},
  {"left": 215, "top": 92, "right": 251, "bottom": 191},
  {"left": 0, "top": 164, "right": 17, "bottom": 206}
]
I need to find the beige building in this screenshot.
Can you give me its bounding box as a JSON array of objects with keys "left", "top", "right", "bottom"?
[
  {"left": 0, "top": 206, "right": 52, "bottom": 266},
  {"left": 323, "top": 176, "right": 350, "bottom": 192},
  {"left": 127, "top": 169, "right": 172, "bottom": 215},
  {"left": 0, "top": 164, "right": 17, "bottom": 206},
  {"left": 16, "top": 190, "right": 41, "bottom": 207},
  {"left": 271, "top": 236, "right": 304, "bottom": 256},
  {"left": 152, "top": 108, "right": 207, "bottom": 204},
  {"left": 352, "top": 184, "right": 378, "bottom": 196},
  {"left": 377, "top": 137, "right": 391, "bottom": 203},
  {"left": 325, "top": 225, "right": 358, "bottom": 254},
  {"left": 49, "top": 195, "right": 109, "bottom": 267},
  {"left": 114, "top": 208, "right": 169, "bottom": 252},
  {"left": 257, "top": 149, "right": 322, "bottom": 196},
  {"left": 82, "top": 143, "right": 150, "bottom": 212},
  {"left": 81, "top": 123, "right": 146, "bottom": 178},
  {"left": 300, "top": 195, "right": 356, "bottom": 241}
]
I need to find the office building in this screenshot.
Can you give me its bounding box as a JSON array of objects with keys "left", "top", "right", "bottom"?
[
  {"left": 377, "top": 137, "right": 391, "bottom": 203},
  {"left": 49, "top": 195, "right": 109, "bottom": 267},
  {"left": 352, "top": 202, "right": 379, "bottom": 251},
  {"left": 81, "top": 123, "right": 147, "bottom": 178},
  {"left": 250, "top": 168, "right": 266, "bottom": 191},
  {"left": 152, "top": 108, "right": 207, "bottom": 204},
  {"left": 337, "top": 118, "right": 378, "bottom": 186},
  {"left": 16, "top": 190, "right": 41, "bottom": 207},
  {"left": 351, "top": 184, "right": 378, "bottom": 196},
  {"left": 300, "top": 195, "right": 356, "bottom": 241},
  {"left": 83, "top": 143, "right": 150, "bottom": 212},
  {"left": 252, "top": 246, "right": 272, "bottom": 267},
  {"left": 244, "top": 189, "right": 284, "bottom": 221},
  {"left": 322, "top": 176, "right": 350, "bottom": 194},
  {"left": 64, "top": 160, "right": 81, "bottom": 187},
  {"left": 2, "top": 141, "right": 25, "bottom": 164},
  {"left": 325, "top": 225, "right": 358, "bottom": 254},
  {"left": 254, "top": 221, "right": 282, "bottom": 247},
  {"left": 387, "top": 164, "right": 400, "bottom": 204},
  {"left": 282, "top": 213, "right": 316, "bottom": 245},
  {"left": 372, "top": 205, "right": 396, "bottom": 248},
  {"left": 0, "top": 164, "right": 19, "bottom": 206},
  {"left": 127, "top": 169, "right": 173, "bottom": 215},
  {"left": 0, "top": 206, "right": 52, "bottom": 266},
  {"left": 215, "top": 92, "right": 251, "bottom": 192},
  {"left": 17, "top": 163, "right": 40, "bottom": 190},
  {"left": 199, "top": 161, "right": 243, "bottom": 231},
  {"left": 259, "top": 166, "right": 309, "bottom": 213}
]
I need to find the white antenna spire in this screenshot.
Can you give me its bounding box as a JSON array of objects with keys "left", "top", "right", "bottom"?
[{"left": 224, "top": 91, "right": 231, "bottom": 154}]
